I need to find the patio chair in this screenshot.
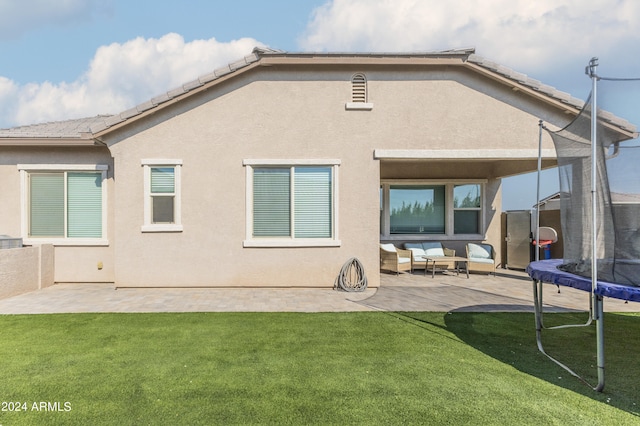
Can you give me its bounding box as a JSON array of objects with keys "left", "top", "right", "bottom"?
[
  {"left": 404, "top": 242, "right": 456, "bottom": 275},
  {"left": 380, "top": 243, "right": 413, "bottom": 274},
  {"left": 466, "top": 242, "right": 496, "bottom": 275}
]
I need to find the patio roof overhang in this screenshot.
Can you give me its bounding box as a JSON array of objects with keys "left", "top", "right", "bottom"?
[{"left": 374, "top": 148, "right": 558, "bottom": 179}]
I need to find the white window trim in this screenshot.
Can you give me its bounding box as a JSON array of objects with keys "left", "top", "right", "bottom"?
[
  {"left": 345, "top": 102, "right": 374, "bottom": 110},
  {"left": 17, "top": 164, "right": 109, "bottom": 246},
  {"left": 380, "top": 179, "right": 487, "bottom": 241},
  {"left": 243, "top": 159, "right": 341, "bottom": 248},
  {"left": 141, "top": 159, "right": 183, "bottom": 233},
  {"left": 453, "top": 183, "right": 483, "bottom": 235}
]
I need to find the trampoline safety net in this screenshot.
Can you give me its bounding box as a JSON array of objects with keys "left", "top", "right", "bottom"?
[{"left": 546, "top": 77, "right": 640, "bottom": 286}]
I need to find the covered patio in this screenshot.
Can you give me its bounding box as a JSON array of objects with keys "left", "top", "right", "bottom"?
[{"left": 376, "top": 149, "right": 559, "bottom": 269}]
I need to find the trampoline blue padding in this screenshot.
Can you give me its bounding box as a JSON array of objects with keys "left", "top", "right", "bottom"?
[{"left": 527, "top": 259, "right": 640, "bottom": 303}]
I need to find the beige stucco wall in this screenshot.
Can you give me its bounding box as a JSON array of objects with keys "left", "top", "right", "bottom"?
[
  {"left": 107, "top": 74, "right": 381, "bottom": 287},
  {"left": 0, "top": 147, "right": 115, "bottom": 283},
  {"left": 103, "top": 65, "right": 571, "bottom": 288},
  {"left": 0, "top": 245, "right": 54, "bottom": 299}
]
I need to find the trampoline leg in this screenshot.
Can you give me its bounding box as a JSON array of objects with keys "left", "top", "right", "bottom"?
[
  {"left": 532, "top": 278, "right": 603, "bottom": 392},
  {"left": 533, "top": 279, "right": 545, "bottom": 351},
  {"left": 594, "top": 294, "right": 605, "bottom": 392}
]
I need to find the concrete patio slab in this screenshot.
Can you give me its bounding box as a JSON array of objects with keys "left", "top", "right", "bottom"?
[{"left": 0, "top": 268, "right": 638, "bottom": 314}]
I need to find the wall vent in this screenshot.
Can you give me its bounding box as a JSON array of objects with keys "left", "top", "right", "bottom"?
[{"left": 351, "top": 73, "right": 367, "bottom": 103}]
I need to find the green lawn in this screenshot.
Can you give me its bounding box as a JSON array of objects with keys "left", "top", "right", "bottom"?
[{"left": 1, "top": 311, "right": 639, "bottom": 425}]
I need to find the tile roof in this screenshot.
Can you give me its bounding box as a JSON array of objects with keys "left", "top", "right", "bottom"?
[
  {"left": 467, "top": 55, "right": 585, "bottom": 110},
  {"left": 1, "top": 47, "right": 635, "bottom": 141},
  {"left": 89, "top": 49, "right": 267, "bottom": 134},
  {"left": 0, "top": 115, "right": 113, "bottom": 139}
]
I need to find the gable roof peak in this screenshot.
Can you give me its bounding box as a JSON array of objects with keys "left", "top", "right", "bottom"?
[
  {"left": 252, "top": 46, "right": 477, "bottom": 60},
  {"left": 252, "top": 46, "right": 287, "bottom": 55},
  {"left": 6, "top": 47, "right": 632, "bottom": 140}
]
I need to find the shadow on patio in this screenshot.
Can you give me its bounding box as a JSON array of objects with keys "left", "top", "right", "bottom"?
[{"left": 357, "top": 268, "right": 640, "bottom": 313}]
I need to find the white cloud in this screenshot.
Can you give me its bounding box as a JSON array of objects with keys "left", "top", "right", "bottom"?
[
  {"left": 2, "top": 34, "right": 262, "bottom": 127},
  {"left": 86, "top": 34, "right": 260, "bottom": 102},
  {"left": 0, "top": 77, "right": 18, "bottom": 127},
  {"left": 300, "top": 0, "right": 640, "bottom": 76},
  {"left": 2, "top": 1, "right": 639, "bottom": 129}
]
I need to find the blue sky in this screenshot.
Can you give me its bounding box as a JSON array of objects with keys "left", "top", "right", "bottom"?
[{"left": 1, "top": 0, "right": 639, "bottom": 210}]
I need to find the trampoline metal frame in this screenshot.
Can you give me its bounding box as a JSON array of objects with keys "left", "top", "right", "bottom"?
[
  {"left": 532, "top": 59, "right": 605, "bottom": 391},
  {"left": 532, "top": 277, "right": 605, "bottom": 391}
]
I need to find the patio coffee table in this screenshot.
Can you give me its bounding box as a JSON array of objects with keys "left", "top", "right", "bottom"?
[{"left": 423, "top": 256, "right": 469, "bottom": 278}]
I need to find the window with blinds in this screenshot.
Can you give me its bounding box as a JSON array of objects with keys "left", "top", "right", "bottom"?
[
  {"left": 150, "top": 167, "right": 175, "bottom": 224},
  {"left": 251, "top": 165, "right": 334, "bottom": 240},
  {"left": 141, "top": 160, "right": 182, "bottom": 232},
  {"left": 29, "top": 171, "right": 103, "bottom": 239},
  {"left": 253, "top": 168, "right": 291, "bottom": 237},
  {"left": 294, "top": 167, "right": 332, "bottom": 238}
]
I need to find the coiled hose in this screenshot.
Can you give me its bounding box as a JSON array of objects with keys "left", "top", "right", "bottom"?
[{"left": 335, "top": 257, "right": 368, "bottom": 292}]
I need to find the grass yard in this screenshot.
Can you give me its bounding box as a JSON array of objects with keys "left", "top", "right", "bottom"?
[{"left": 1, "top": 311, "right": 639, "bottom": 425}]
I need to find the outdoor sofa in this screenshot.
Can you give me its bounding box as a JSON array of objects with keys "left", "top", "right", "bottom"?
[{"left": 403, "top": 242, "right": 456, "bottom": 274}]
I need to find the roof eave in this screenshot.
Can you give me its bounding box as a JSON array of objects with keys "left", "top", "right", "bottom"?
[
  {"left": 465, "top": 58, "right": 638, "bottom": 139},
  {"left": 259, "top": 55, "right": 468, "bottom": 67},
  {"left": 253, "top": 46, "right": 476, "bottom": 59},
  {"left": 0, "top": 137, "right": 98, "bottom": 147}
]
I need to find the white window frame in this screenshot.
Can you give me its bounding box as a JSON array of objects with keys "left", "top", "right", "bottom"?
[
  {"left": 453, "top": 183, "right": 483, "bottom": 235},
  {"left": 18, "top": 164, "right": 109, "bottom": 246},
  {"left": 380, "top": 179, "right": 487, "bottom": 241},
  {"left": 243, "top": 159, "right": 341, "bottom": 247},
  {"left": 141, "top": 159, "right": 183, "bottom": 233}
]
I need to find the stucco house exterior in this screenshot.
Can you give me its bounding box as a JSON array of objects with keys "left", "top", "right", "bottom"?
[{"left": 1, "top": 47, "right": 635, "bottom": 289}]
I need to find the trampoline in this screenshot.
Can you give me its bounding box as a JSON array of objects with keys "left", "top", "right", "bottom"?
[
  {"left": 527, "top": 259, "right": 640, "bottom": 392},
  {"left": 528, "top": 259, "right": 640, "bottom": 303},
  {"left": 527, "top": 58, "right": 640, "bottom": 392}
]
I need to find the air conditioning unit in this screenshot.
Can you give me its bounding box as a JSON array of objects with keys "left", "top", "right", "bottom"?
[{"left": 0, "top": 235, "right": 23, "bottom": 249}]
